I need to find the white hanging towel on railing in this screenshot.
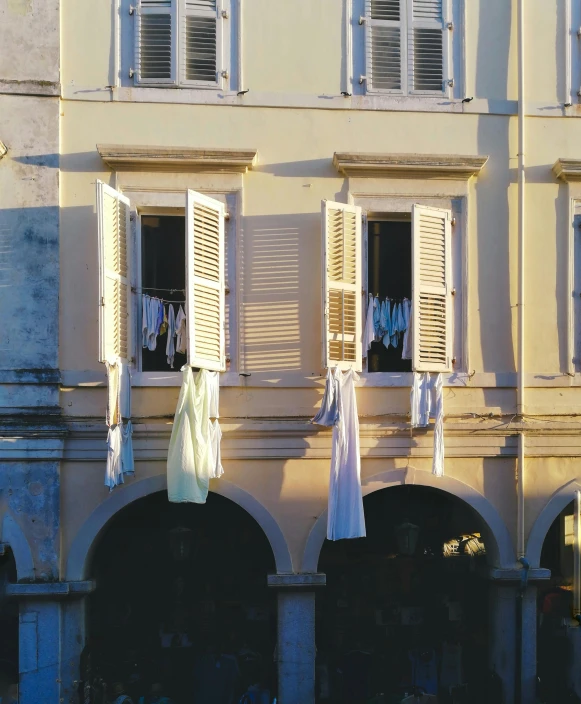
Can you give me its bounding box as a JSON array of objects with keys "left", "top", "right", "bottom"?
[
  {"left": 411, "top": 372, "right": 444, "bottom": 476},
  {"left": 167, "top": 366, "right": 223, "bottom": 504},
  {"left": 312, "top": 368, "right": 366, "bottom": 540},
  {"left": 104, "top": 357, "right": 134, "bottom": 491}
]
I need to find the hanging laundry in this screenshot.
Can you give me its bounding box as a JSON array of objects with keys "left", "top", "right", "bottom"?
[
  {"left": 167, "top": 367, "right": 223, "bottom": 504},
  {"left": 104, "top": 357, "right": 134, "bottom": 491},
  {"left": 159, "top": 304, "right": 168, "bottom": 336},
  {"left": 175, "top": 305, "right": 187, "bottom": 355},
  {"left": 379, "top": 298, "right": 390, "bottom": 337},
  {"left": 155, "top": 298, "right": 165, "bottom": 336},
  {"left": 431, "top": 373, "right": 444, "bottom": 476},
  {"left": 312, "top": 368, "right": 366, "bottom": 540},
  {"left": 362, "top": 295, "right": 376, "bottom": 357},
  {"left": 372, "top": 296, "right": 381, "bottom": 339},
  {"left": 146, "top": 297, "right": 161, "bottom": 351},
  {"left": 166, "top": 303, "right": 177, "bottom": 368},
  {"left": 207, "top": 370, "right": 224, "bottom": 480},
  {"left": 411, "top": 372, "right": 431, "bottom": 428},
  {"left": 402, "top": 299, "right": 412, "bottom": 360},
  {"left": 142, "top": 294, "right": 150, "bottom": 348}
]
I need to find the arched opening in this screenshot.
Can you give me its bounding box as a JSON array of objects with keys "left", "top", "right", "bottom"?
[
  {"left": 315, "top": 485, "right": 495, "bottom": 704},
  {"left": 82, "top": 491, "right": 277, "bottom": 703},
  {"left": 0, "top": 547, "right": 18, "bottom": 702},
  {"left": 536, "top": 500, "right": 581, "bottom": 703}
]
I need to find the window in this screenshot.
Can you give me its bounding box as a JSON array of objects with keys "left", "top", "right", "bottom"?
[
  {"left": 132, "top": 0, "right": 229, "bottom": 88},
  {"left": 363, "top": 0, "right": 450, "bottom": 95},
  {"left": 322, "top": 201, "right": 453, "bottom": 374},
  {"left": 97, "top": 182, "right": 227, "bottom": 373}
]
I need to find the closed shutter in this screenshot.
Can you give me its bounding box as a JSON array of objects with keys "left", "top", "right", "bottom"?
[
  {"left": 181, "top": 0, "right": 220, "bottom": 85},
  {"left": 135, "top": 0, "right": 177, "bottom": 84},
  {"left": 412, "top": 204, "right": 452, "bottom": 373},
  {"left": 186, "top": 190, "right": 225, "bottom": 371},
  {"left": 322, "top": 201, "right": 362, "bottom": 371},
  {"left": 409, "top": 0, "right": 444, "bottom": 92},
  {"left": 367, "top": 0, "right": 403, "bottom": 92},
  {"left": 97, "top": 181, "right": 132, "bottom": 364}
]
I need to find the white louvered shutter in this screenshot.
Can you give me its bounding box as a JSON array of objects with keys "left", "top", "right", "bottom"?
[
  {"left": 135, "top": 0, "right": 177, "bottom": 85},
  {"left": 322, "top": 201, "right": 362, "bottom": 372},
  {"left": 186, "top": 190, "right": 225, "bottom": 371},
  {"left": 180, "top": 0, "right": 221, "bottom": 85},
  {"left": 97, "top": 181, "right": 132, "bottom": 364},
  {"left": 409, "top": 0, "right": 445, "bottom": 93},
  {"left": 412, "top": 204, "right": 452, "bottom": 373},
  {"left": 366, "top": 0, "right": 403, "bottom": 92}
]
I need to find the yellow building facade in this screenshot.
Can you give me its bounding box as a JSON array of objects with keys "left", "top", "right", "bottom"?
[{"left": 4, "top": 0, "right": 581, "bottom": 702}]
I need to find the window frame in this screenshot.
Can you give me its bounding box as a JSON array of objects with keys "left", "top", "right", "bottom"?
[
  {"left": 359, "top": 0, "right": 457, "bottom": 99},
  {"left": 355, "top": 194, "right": 465, "bottom": 385},
  {"left": 126, "top": 0, "right": 231, "bottom": 91},
  {"left": 124, "top": 189, "right": 238, "bottom": 385}
]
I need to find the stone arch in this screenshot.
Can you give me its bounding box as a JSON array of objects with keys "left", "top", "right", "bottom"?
[
  {"left": 1, "top": 513, "right": 35, "bottom": 581},
  {"left": 65, "top": 474, "right": 293, "bottom": 581},
  {"left": 526, "top": 479, "right": 581, "bottom": 568},
  {"left": 302, "top": 466, "right": 516, "bottom": 572}
]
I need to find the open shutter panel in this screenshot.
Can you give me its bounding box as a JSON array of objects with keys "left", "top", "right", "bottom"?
[
  {"left": 412, "top": 204, "right": 452, "bottom": 373},
  {"left": 135, "top": 0, "right": 176, "bottom": 84},
  {"left": 97, "top": 181, "right": 132, "bottom": 364},
  {"left": 367, "top": 0, "right": 403, "bottom": 91},
  {"left": 322, "top": 201, "right": 362, "bottom": 372},
  {"left": 181, "top": 0, "right": 219, "bottom": 84},
  {"left": 410, "top": 0, "right": 444, "bottom": 92},
  {"left": 186, "top": 190, "right": 225, "bottom": 371}
]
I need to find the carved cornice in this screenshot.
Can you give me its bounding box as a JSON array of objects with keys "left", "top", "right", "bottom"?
[
  {"left": 553, "top": 158, "right": 581, "bottom": 182},
  {"left": 97, "top": 144, "right": 258, "bottom": 173},
  {"left": 333, "top": 152, "right": 488, "bottom": 180}
]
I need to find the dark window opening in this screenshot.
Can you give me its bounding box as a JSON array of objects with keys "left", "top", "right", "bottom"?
[
  {"left": 367, "top": 219, "right": 412, "bottom": 373},
  {"left": 141, "top": 215, "right": 187, "bottom": 372},
  {"left": 0, "top": 549, "right": 18, "bottom": 701}
]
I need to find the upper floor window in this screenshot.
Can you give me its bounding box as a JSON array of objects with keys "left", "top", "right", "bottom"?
[
  {"left": 363, "top": 0, "right": 452, "bottom": 96},
  {"left": 132, "top": 0, "right": 230, "bottom": 88}
]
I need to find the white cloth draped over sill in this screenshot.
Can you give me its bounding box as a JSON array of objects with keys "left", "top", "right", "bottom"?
[
  {"left": 411, "top": 371, "right": 444, "bottom": 477},
  {"left": 167, "top": 366, "right": 223, "bottom": 504},
  {"left": 312, "top": 367, "right": 366, "bottom": 541},
  {"left": 105, "top": 357, "right": 134, "bottom": 491}
]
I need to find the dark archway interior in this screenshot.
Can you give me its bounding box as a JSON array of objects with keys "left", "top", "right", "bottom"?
[
  {"left": 0, "top": 549, "right": 18, "bottom": 701},
  {"left": 537, "top": 500, "right": 580, "bottom": 704},
  {"left": 84, "top": 491, "right": 276, "bottom": 703},
  {"left": 316, "top": 485, "right": 491, "bottom": 703}
]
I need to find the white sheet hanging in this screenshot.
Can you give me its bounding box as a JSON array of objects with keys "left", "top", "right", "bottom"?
[
  {"left": 167, "top": 367, "right": 223, "bottom": 503},
  {"left": 312, "top": 368, "right": 366, "bottom": 541},
  {"left": 411, "top": 371, "right": 431, "bottom": 428},
  {"left": 410, "top": 372, "right": 445, "bottom": 476},
  {"left": 104, "top": 357, "right": 134, "bottom": 491}
]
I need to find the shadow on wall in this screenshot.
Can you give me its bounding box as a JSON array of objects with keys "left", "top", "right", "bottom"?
[
  {"left": 476, "top": 0, "right": 513, "bottom": 374},
  {"left": 239, "top": 213, "right": 321, "bottom": 374}
]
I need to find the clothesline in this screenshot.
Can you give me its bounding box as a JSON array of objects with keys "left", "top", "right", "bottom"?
[{"left": 134, "top": 286, "right": 186, "bottom": 294}]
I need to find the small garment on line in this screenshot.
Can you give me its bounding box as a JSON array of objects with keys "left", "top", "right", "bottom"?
[
  {"left": 402, "top": 299, "right": 412, "bottom": 360},
  {"left": 142, "top": 295, "right": 150, "bottom": 348},
  {"left": 147, "top": 297, "right": 161, "bottom": 351},
  {"left": 166, "top": 303, "right": 176, "bottom": 368},
  {"left": 175, "top": 305, "right": 187, "bottom": 355},
  {"left": 431, "top": 373, "right": 444, "bottom": 477},
  {"left": 156, "top": 299, "right": 165, "bottom": 336},
  {"left": 312, "top": 368, "right": 366, "bottom": 541},
  {"left": 167, "top": 367, "right": 223, "bottom": 504},
  {"left": 363, "top": 295, "right": 376, "bottom": 357}
]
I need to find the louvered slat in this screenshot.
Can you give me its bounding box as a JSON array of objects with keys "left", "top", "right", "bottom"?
[
  {"left": 97, "top": 182, "right": 132, "bottom": 364},
  {"left": 412, "top": 28, "right": 443, "bottom": 91},
  {"left": 187, "top": 190, "right": 225, "bottom": 371},
  {"left": 371, "top": 0, "right": 400, "bottom": 21},
  {"left": 322, "top": 201, "right": 362, "bottom": 371},
  {"left": 412, "top": 0, "right": 442, "bottom": 20},
  {"left": 185, "top": 0, "right": 216, "bottom": 8},
  {"left": 412, "top": 205, "right": 451, "bottom": 373}
]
